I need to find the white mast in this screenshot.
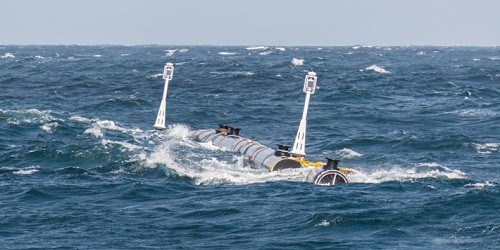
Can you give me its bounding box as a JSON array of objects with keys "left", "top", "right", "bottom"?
[
  {"left": 290, "top": 71, "right": 318, "bottom": 157},
  {"left": 154, "top": 63, "right": 174, "bottom": 130}
]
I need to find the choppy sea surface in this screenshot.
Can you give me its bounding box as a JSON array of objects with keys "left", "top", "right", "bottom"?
[{"left": 0, "top": 45, "right": 498, "bottom": 249}]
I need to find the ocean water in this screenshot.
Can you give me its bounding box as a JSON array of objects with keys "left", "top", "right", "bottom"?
[{"left": 0, "top": 45, "right": 498, "bottom": 249}]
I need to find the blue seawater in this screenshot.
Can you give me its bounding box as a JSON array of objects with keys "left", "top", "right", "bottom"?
[{"left": 0, "top": 45, "right": 499, "bottom": 249}]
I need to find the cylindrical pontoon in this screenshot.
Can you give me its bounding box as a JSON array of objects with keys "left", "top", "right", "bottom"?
[{"left": 190, "top": 126, "right": 350, "bottom": 185}]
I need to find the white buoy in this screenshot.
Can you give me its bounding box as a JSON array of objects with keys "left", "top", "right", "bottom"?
[
  {"left": 290, "top": 71, "right": 317, "bottom": 156},
  {"left": 154, "top": 63, "right": 174, "bottom": 130}
]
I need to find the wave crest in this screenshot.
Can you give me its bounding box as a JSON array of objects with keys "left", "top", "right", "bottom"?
[
  {"left": 349, "top": 162, "right": 465, "bottom": 183},
  {"left": 291, "top": 58, "right": 304, "bottom": 66},
  {"left": 335, "top": 148, "right": 363, "bottom": 159},
  {"left": 1, "top": 52, "right": 15, "bottom": 58},
  {"left": 366, "top": 65, "right": 390, "bottom": 74}
]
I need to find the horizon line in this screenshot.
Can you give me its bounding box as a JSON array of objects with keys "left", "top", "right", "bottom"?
[{"left": 1, "top": 43, "right": 499, "bottom": 48}]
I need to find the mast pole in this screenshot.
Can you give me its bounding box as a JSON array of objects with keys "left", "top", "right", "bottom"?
[
  {"left": 290, "top": 71, "right": 317, "bottom": 157},
  {"left": 154, "top": 63, "right": 174, "bottom": 130}
]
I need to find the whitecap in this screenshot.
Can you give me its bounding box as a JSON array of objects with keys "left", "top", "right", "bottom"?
[
  {"left": 366, "top": 65, "right": 390, "bottom": 74},
  {"left": 199, "top": 141, "right": 222, "bottom": 151},
  {"left": 469, "top": 142, "right": 499, "bottom": 154},
  {"left": 211, "top": 71, "right": 254, "bottom": 77},
  {"left": 70, "top": 115, "right": 92, "bottom": 123},
  {"left": 246, "top": 46, "right": 268, "bottom": 50},
  {"left": 93, "top": 55, "right": 102, "bottom": 58},
  {"left": 192, "top": 158, "right": 311, "bottom": 185},
  {"left": 133, "top": 129, "right": 312, "bottom": 185},
  {"left": 40, "top": 122, "right": 58, "bottom": 133},
  {"left": 84, "top": 119, "right": 117, "bottom": 138},
  {"left": 5, "top": 109, "right": 55, "bottom": 124},
  {"left": 96, "top": 120, "right": 118, "bottom": 130},
  {"left": 166, "top": 124, "right": 191, "bottom": 141},
  {"left": 178, "top": 48, "right": 189, "bottom": 53},
  {"left": 164, "top": 49, "right": 177, "bottom": 56},
  {"left": 447, "top": 81, "right": 458, "bottom": 87},
  {"left": 259, "top": 51, "right": 272, "bottom": 56},
  {"left": 316, "top": 220, "right": 331, "bottom": 227},
  {"left": 1, "top": 52, "right": 15, "bottom": 58},
  {"left": 275, "top": 47, "right": 286, "bottom": 52},
  {"left": 83, "top": 118, "right": 144, "bottom": 142},
  {"left": 452, "top": 109, "right": 495, "bottom": 117},
  {"left": 348, "top": 162, "right": 465, "bottom": 183},
  {"left": 147, "top": 73, "right": 164, "bottom": 78},
  {"left": 14, "top": 166, "right": 40, "bottom": 175},
  {"left": 335, "top": 148, "right": 363, "bottom": 159},
  {"left": 291, "top": 58, "right": 304, "bottom": 66},
  {"left": 464, "top": 181, "right": 496, "bottom": 189},
  {"left": 84, "top": 125, "right": 103, "bottom": 138},
  {"left": 101, "top": 139, "right": 142, "bottom": 151},
  {"left": 417, "top": 51, "right": 425, "bottom": 55},
  {"left": 7, "top": 119, "right": 19, "bottom": 125},
  {"left": 218, "top": 52, "right": 238, "bottom": 56}
]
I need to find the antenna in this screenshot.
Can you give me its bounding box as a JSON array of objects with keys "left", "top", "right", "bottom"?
[
  {"left": 153, "top": 63, "right": 174, "bottom": 130},
  {"left": 290, "top": 71, "right": 317, "bottom": 157}
]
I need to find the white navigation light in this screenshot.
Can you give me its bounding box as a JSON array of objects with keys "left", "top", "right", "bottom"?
[
  {"left": 303, "top": 71, "right": 317, "bottom": 94},
  {"left": 291, "top": 71, "right": 318, "bottom": 157},
  {"left": 163, "top": 63, "right": 174, "bottom": 80}
]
